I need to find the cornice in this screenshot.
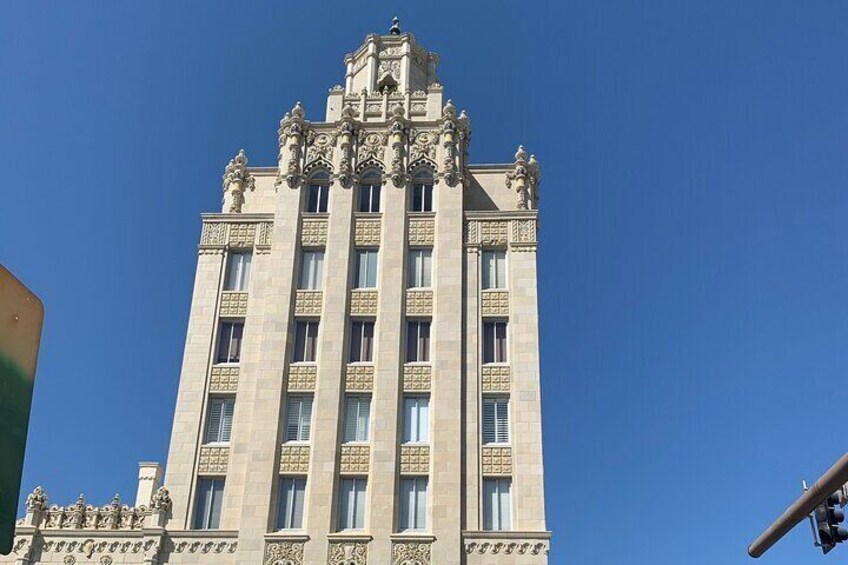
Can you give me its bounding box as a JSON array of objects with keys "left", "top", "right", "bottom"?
[{"left": 201, "top": 213, "right": 273, "bottom": 222}]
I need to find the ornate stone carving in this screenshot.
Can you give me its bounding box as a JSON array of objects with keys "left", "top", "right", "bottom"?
[
  {"left": 481, "top": 291, "right": 509, "bottom": 317},
  {"left": 171, "top": 539, "right": 238, "bottom": 553},
  {"left": 354, "top": 218, "right": 382, "bottom": 246},
  {"left": 26, "top": 485, "right": 48, "bottom": 511},
  {"left": 307, "top": 131, "right": 337, "bottom": 164},
  {"left": 464, "top": 540, "right": 549, "bottom": 556},
  {"left": 198, "top": 446, "right": 229, "bottom": 474},
  {"left": 482, "top": 446, "right": 512, "bottom": 476},
  {"left": 222, "top": 149, "right": 256, "bottom": 213},
  {"left": 437, "top": 100, "right": 469, "bottom": 187},
  {"left": 345, "top": 365, "right": 374, "bottom": 391},
  {"left": 258, "top": 221, "right": 274, "bottom": 247},
  {"left": 295, "top": 290, "right": 323, "bottom": 316},
  {"left": 481, "top": 366, "right": 511, "bottom": 393},
  {"left": 336, "top": 104, "right": 358, "bottom": 188},
  {"left": 511, "top": 218, "right": 537, "bottom": 244},
  {"left": 265, "top": 540, "right": 305, "bottom": 565},
  {"left": 210, "top": 366, "right": 239, "bottom": 393},
  {"left": 200, "top": 222, "right": 227, "bottom": 247},
  {"left": 405, "top": 290, "right": 433, "bottom": 315},
  {"left": 357, "top": 130, "right": 388, "bottom": 162},
  {"left": 301, "top": 218, "right": 328, "bottom": 246},
  {"left": 392, "top": 541, "right": 431, "bottom": 565},
  {"left": 388, "top": 103, "right": 409, "bottom": 187},
  {"left": 279, "top": 445, "right": 310, "bottom": 473},
  {"left": 228, "top": 223, "right": 256, "bottom": 248},
  {"left": 378, "top": 59, "right": 401, "bottom": 79},
  {"left": 464, "top": 220, "right": 479, "bottom": 246},
  {"left": 479, "top": 221, "right": 509, "bottom": 246},
  {"left": 328, "top": 541, "right": 368, "bottom": 565},
  {"left": 287, "top": 365, "right": 317, "bottom": 391},
  {"left": 339, "top": 445, "right": 370, "bottom": 474},
  {"left": 407, "top": 218, "right": 434, "bottom": 245},
  {"left": 409, "top": 129, "right": 438, "bottom": 163},
  {"left": 277, "top": 101, "right": 308, "bottom": 189},
  {"left": 150, "top": 486, "right": 171, "bottom": 512},
  {"left": 402, "top": 365, "right": 431, "bottom": 392},
  {"left": 350, "top": 290, "right": 378, "bottom": 315},
  {"left": 42, "top": 494, "right": 149, "bottom": 531},
  {"left": 400, "top": 445, "right": 430, "bottom": 474},
  {"left": 505, "top": 145, "right": 541, "bottom": 210},
  {"left": 220, "top": 291, "right": 249, "bottom": 316}
]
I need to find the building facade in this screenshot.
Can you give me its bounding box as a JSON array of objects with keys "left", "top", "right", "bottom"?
[{"left": 6, "top": 22, "right": 549, "bottom": 565}]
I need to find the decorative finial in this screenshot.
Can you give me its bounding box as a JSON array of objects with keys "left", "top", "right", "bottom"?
[
  {"left": 291, "top": 101, "right": 305, "bottom": 119},
  {"left": 390, "top": 16, "right": 401, "bottom": 35},
  {"left": 515, "top": 145, "right": 527, "bottom": 162}
]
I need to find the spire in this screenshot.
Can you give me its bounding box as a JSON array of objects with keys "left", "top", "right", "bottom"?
[{"left": 389, "top": 16, "right": 401, "bottom": 35}]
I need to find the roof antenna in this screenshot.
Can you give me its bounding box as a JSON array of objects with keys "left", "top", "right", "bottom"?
[{"left": 389, "top": 16, "right": 401, "bottom": 35}]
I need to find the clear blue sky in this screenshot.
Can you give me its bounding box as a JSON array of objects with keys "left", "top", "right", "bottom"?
[{"left": 3, "top": 2, "right": 848, "bottom": 564}]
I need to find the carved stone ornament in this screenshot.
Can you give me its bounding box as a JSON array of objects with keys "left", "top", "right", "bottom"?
[
  {"left": 222, "top": 149, "right": 256, "bottom": 213},
  {"left": 392, "top": 541, "right": 431, "bottom": 565},
  {"left": 328, "top": 541, "right": 368, "bottom": 565},
  {"left": 277, "top": 101, "right": 308, "bottom": 189},
  {"left": 26, "top": 485, "right": 48, "bottom": 511},
  {"left": 409, "top": 130, "right": 439, "bottom": 162},
  {"left": 506, "top": 145, "right": 540, "bottom": 210},
  {"left": 265, "top": 540, "right": 305, "bottom": 565},
  {"left": 388, "top": 103, "right": 409, "bottom": 188},
  {"left": 357, "top": 130, "right": 388, "bottom": 163},
  {"left": 150, "top": 486, "right": 172, "bottom": 511},
  {"left": 438, "top": 100, "right": 469, "bottom": 187},
  {"left": 464, "top": 540, "right": 549, "bottom": 556},
  {"left": 336, "top": 104, "right": 359, "bottom": 188},
  {"left": 41, "top": 493, "right": 149, "bottom": 531}
]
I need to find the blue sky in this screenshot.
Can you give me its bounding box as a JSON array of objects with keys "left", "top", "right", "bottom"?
[{"left": 2, "top": 2, "right": 848, "bottom": 564}]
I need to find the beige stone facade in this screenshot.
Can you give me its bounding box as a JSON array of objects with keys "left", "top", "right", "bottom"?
[{"left": 5, "top": 22, "right": 549, "bottom": 565}]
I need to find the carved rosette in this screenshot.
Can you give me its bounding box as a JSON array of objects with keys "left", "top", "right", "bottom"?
[
  {"left": 265, "top": 540, "right": 305, "bottom": 565},
  {"left": 210, "top": 366, "right": 239, "bottom": 392},
  {"left": 287, "top": 365, "right": 317, "bottom": 391},
  {"left": 301, "top": 218, "right": 328, "bottom": 246},
  {"left": 349, "top": 290, "right": 378, "bottom": 315},
  {"left": 277, "top": 101, "right": 308, "bottom": 189},
  {"left": 354, "top": 218, "right": 382, "bottom": 246},
  {"left": 481, "top": 291, "right": 509, "bottom": 317},
  {"left": 482, "top": 446, "right": 513, "bottom": 476},
  {"left": 405, "top": 290, "right": 433, "bottom": 315},
  {"left": 345, "top": 365, "right": 374, "bottom": 391},
  {"left": 295, "top": 290, "right": 323, "bottom": 316},
  {"left": 220, "top": 291, "right": 249, "bottom": 316},
  {"left": 357, "top": 130, "right": 388, "bottom": 167},
  {"left": 339, "top": 445, "right": 370, "bottom": 474},
  {"left": 481, "top": 366, "right": 511, "bottom": 393},
  {"left": 408, "top": 218, "right": 435, "bottom": 246},
  {"left": 392, "top": 541, "right": 431, "bottom": 565},
  {"left": 328, "top": 541, "right": 368, "bottom": 565},
  {"left": 279, "top": 445, "right": 311, "bottom": 473},
  {"left": 222, "top": 149, "right": 256, "bottom": 213},
  {"left": 400, "top": 445, "right": 430, "bottom": 474},
  {"left": 402, "top": 365, "right": 431, "bottom": 392},
  {"left": 198, "top": 446, "right": 229, "bottom": 474}
]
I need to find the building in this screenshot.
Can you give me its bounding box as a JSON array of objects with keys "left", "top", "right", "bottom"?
[{"left": 6, "top": 20, "right": 549, "bottom": 565}]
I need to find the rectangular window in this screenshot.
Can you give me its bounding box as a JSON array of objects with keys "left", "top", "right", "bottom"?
[
  {"left": 482, "top": 478, "right": 512, "bottom": 531},
  {"left": 358, "top": 183, "right": 381, "bottom": 213},
  {"left": 298, "top": 250, "right": 325, "bottom": 290},
  {"left": 399, "top": 477, "right": 428, "bottom": 531},
  {"left": 306, "top": 183, "right": 329, "bottom": 213},
  {"left": 354, "top": 250, "right": 379, "bottom": 288},
  {"left": 193, "top": 478, "right": 224, "bottom": 530},
  {"left": 482, "top": 396, "right": 510, "bottom": 444},
  {"left": 224, "top": 252, "right": 252, "bottom": 291},
  {"left": 411, "top": 183, "right": 433, "bottom": 212},
  {"left": 402, "top": 396, "right": 430, "bottom": 444},
  {"left": 343, "top": 395, "right": 371, "bottom": 443},
  {"left": 216, "top": 321, "right": 244, "bottom": 363},
  {"left": 405, "top": 320, "right": 431, "bottom": 363},
  {"left": 349, "top": 320, "right": 375, "bottom": 363},
  {"left": 338, "top": 478, "right": 367, "bottom": 530},
  {"left": 293, "top": 321, "right": 319, "bottom": 362},
  {"left": 285, "top": 395, "right": 313, "bottom": 442},
  {"left": 482, "top": 321, "right": 508, "bottom": 364},
  {"left": 482, "top": 250, "right": 507, "bottom": 290},
  {"left": 276, "top": 477, "right": 306, "bottom": 530},
  {"left": 407, "top": 249, "right": 433, "bottom": 288},
  {"left": 204, "top": 397, "right": 235, "bottom": 444}
]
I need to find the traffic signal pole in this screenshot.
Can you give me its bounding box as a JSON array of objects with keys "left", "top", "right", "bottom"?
[{"left": 749, "top": 452, "right": 848, "bottom": 558}]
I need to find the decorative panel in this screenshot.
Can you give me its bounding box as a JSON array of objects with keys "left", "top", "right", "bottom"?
[
  {"left": 354, "top": 218, "right": 382, "bottom": 246},
  {"left": 510, "top": 218, "right": 537, "bottom": 244},
  {"left": 481, "top": 366, "right": 511, "bottom": 393},
  {"left": 479, "top": 221, "right": 509, "bottom": 245},
  {"left": 287, "top": 365, "right": 317, "bottom": 391},
  {"left": 400, "top": 445, "right": 430, "bottom": 474},
  {"left": 349, "top": 290, "right": 378, "bottom": 315},
  {"left": 279, "top": 445, "right": 311, "bottom": 473},
  {"left": 481, "top": 446, "right": 512, "bottom": 476},
  {"left": 228, "top": 223, "right": 256, "bottom": 247},
  {"left": 339, "top": 445, "right": 370, "bottom": 474},
  {"left": 210, "top": 366, "right": 239, "bottom": 393},
  {"left": 408, "top": 218, "right": 435, "bottom": 245},
  {"left": 405, "top": 290, "right": 432, "bottom": 315},
  {"left": 402, "top": 365, "right": 431, "bottom": 392},
  {"left": 301, "top": 218, "right": 328, "bottom": 246},
  {"left": 220, "top": 291, "right": 249, "bottom": 316},
  {"left": 295, "top": 290, "right": 323, "bottom": 316},
  {"left": 481, "top": 291, "right": 509, "bottom": 317},
  {"left": 257, "top": 221, "right": 274, "bottom": 247},
  {"left": 392, "top": 541, "right": 431, "bottom": 565},
  {"left": 200, "top": 222, "right": 227, "bottom": 247},
  {"left": 345, "top": 365, "right": 374, "bottom": 391},
  {"left": 265, "top": 540, "right": 305, "bottom": 565},
  {"left": 464, "top": 220, "right": 479, "bottom": 246},
  {"left": 198, "top": 446, "right": 229, "bottom": 474},
  {"left": 328, "top": 541, "right": 368, "bottom": 565}
]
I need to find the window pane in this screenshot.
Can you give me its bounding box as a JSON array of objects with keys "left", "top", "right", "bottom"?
[
  {"left": 344, "top": 396, "right": 370, "bottom": 442},
  {"left": 293, "top": 323, "right": 306, "bottom": 362},
  {"left": 300, "top": 251, "right": 324, "bottom": 290},
  {"left": 498, "top": 479, "right": 512, "bottom": 530},
  {"left": 482, "top": 251, "right": 494, "bottom": 290},
  {"left": 307, "top": 185, "right": 319, "bottom": 213},
  {"left": 367, "top": 251, "right": 378, "bottom": 287},
  {"left": 225, "top": 253, "right": 251, "bottom": 291},
  {"left": 421, "top": 250, "right": 432, "bottom": 287},
  {"left": 406, "top": 322, "right": 418, "bottom": 362},
  {"left": 412, "top": 185, "right": 422, "bottom": 212},
  {"left": 362, "top": 321, "right": 374, "bottom": 362},
  {"left": 286, "top": 396, "right": 312, "bottom": 441},
  {"left": 353, "top": 478, "right": 366, "bottom": 528},
  {"left": 339, "top": 478, "right": 366, "bottom": 530},
  {"left": 229, "top": 323, "right": 243, "bottom": 362},
  {"left": 495, "top": 322, "right": 508, "bottom": 363},
  {"left": 194, "top": 478, "right": 224, "bottom": 529},
  {"left": 495, "top": 251, "right": 506, "bottom": 288},
  {"left": 423, "top": 184, "right": 432, "bottom": 211},
  {"left": 483, "top": 479, "right": 498, "bottom": 531},
  {"left": 350, "top": 321, "right": 363, "bottom": 362},
  {"left": 419, "top": 322, "right": 430, "bottom": 362},
  {"left": 305, "top": 321, "right": 318, "bottom": 362},
  {"left": 482, "top": 322, "right": 495, "bottom": 364},
  {"left": 277, "top": 477, "right": 306, "bottom": 529}
]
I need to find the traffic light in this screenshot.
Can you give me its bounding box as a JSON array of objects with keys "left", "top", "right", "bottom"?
[{"left": 814, "top": 494, "right": 848, "bottom": 554}]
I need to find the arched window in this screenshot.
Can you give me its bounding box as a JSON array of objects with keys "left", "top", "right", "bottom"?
[
  {"left": 306, "top": 170, "right": 330, "bottom": 213},
  {"left": 410, "top": 168, "right": 434, "bottom": 212},
  {"left": 358, "top": 169, "right": 382, "bottom": 213}
]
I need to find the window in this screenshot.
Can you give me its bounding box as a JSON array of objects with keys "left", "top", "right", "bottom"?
[
  {"left": 354, "top": 249, "right": 379, "bottom": 288},
  {"left": 349, "top": 320, "right": 375, "bottom": 363},
  {"left": 482, "top": 396, "right": 510, "bottom": 444},
  {"left": 358, "top": 171, "right": 381, "bottom": 213},
  {"left": 482, "top": 321, "right": 508, "bottom": 364},
  {"left": 343, "top": 395, "right": 371, "bottom": 442},
  {"left": 410, "top": 169, "right": 434, "bottom": 212},
  {"left": 204, "top": 398, "right": 234, "bottom": 444},
  {"left": 406, "top": 320, "right": 430, "bottom": 363},
  {"left": 338, "top": 478, "right": 367, "bottom": 530},
  {"left": 306, "top": 171, "right": 330, "bottom": 213},
  {"left": 224, "top": 252, "right": 252, "bottom": 291},
  {"left": 483, "top": 478, "right": 512, "bottom": 531},
  {"left": 276, "top": 477, "right": 306, "bottom": 530},
  {"left": 399, "top": 478, "right": 428, "bottom": 531},
  {"left": 482, "top": 250, "right": 506, "bottom": 290},
  {"left": 299, "top": 250, "right": 324, "bottom": 290},
  {"left": 216, "top": 321, "right": 243, "bottom": 363},
  {"left": 402, "top": 396, "right": 430, "bottom": 443},
  {"left": 293, "top": 321, "right": 319, "bottom": 362},
  {"left": 407, "top": 249, "right": 432, "bottom": 288},
  {"left": 193, "top": 478, "right": 224, "bottom": 530},
  {"left": 285, "top": 395, "right": 313, "bottom": 442}
]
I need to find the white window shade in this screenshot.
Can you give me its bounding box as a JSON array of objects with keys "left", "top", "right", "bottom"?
[{"left": 343, "top": 396, "right": 371, "bottom": 442}]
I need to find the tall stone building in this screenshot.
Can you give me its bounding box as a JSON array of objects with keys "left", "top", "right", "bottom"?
[{"left": 5, "top": 21, "right": 549, "bottom": 565}]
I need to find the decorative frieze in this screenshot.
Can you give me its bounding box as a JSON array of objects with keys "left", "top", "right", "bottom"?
[
  {"left": 220, "top": 291, "right": 249, "bottom": 317},
  {"left": 345, "top": 365, "right": 374, "bottom": 391},
  {"left": 279, "top": 445, "right": 311, "bottom": 473},
  {"left": 339, "top": 445, "right": 370, "bottom": 474},
  {"left": 349, "top": 290, "right": 378, "bottom": 315},
  {"left": 481, "top": 366, "right": 511, "bottom": 393},
  {"left": 479, "top": 221, "right": 509, "bottom": 246},
  {"left": 481, "top": 446, "right": 512, "bottom": 476},
  {"left": 198, "top": 446, "right": 229, "bottom": 474},
  {"left": 328, "top": 541, "right": 368, "bottom": 565},
  {"left": 200, "top": 222, "right": 227, "bottom": 247},
  {"left": 40, "top": 493, "right": 151, "bottom": 531},
  {"left": 405, "top": 289, "right": 433, "bottom": 315},
  {"left": 408, "top": 217, "right": 435, "bottom": 245},
  {"left": 257, "top": 221, "right": 274, "bottom": 248},
  {"left": 402, "top": 365, "right": 431, "bottom": 392},
  {"left": 210, "top": 366, "right": 239, "bottom": 393},
  {"left": 265, "top": 540, "right": 305, "bottom": 565},
  {"left": 287, "top": 365, "right": 317, "bottom": 391},
  {"left": 295, "top": 290, "right": 323, "bottom": 316},
  {"left": 464, "top": 539, "right": 549, "bottom": 556},
  {"left": 228, "top": 223, "right": 256, "bottom": 248},
  {"left": 399, "top": 445, "right": 430, "bottom": 474},
  {"left": 301, "top": 218, "right": 328, "bottom": 246},
  {"left": 354, "top": 218, "right": 382, "bottom": 246},
  {"left": 392, "top": 541, "right": 431, "bottom": 565},
  {"left": 170, "top": 538, "right": 239, "bottom": 554},
  {"left": 481, "top": 290, "right": 509, "bottom": 317},
  {"left": 511, "top": 218, "right": 537, "bottom": 243}
]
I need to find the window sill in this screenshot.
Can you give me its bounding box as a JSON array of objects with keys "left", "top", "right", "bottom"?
[
  {"left": 402, "top": 442, "right": 430, "bottom": 447},
  {"left": 407, "top": 211, "right": 436, "bottom": 218},
  {"left": 301, "top": 212, "right": 329, "bottom": 218},
  {"left": 354, "top": 212, "right": 382, "bottom": 218},
  {"left": 283, "top": 440, "right": 310, "bottom": 446},
  {"left": 481, "top": 288, "right": 508, "bottom": 292},
  {"left": 482, "top": 363, "right": 510, "bottom": 368},
  {"left": 265, "top": 532, "right": 310, "bottom": 543},
  {"left": 213, "top": 362, "right": 240, "bottom": 367},
  {"left": 482, "top": 443, "right": 511, "bottom": 447},
  {"left": 202, "top": 442, "right": 231, "bottom": 447},
  {"left": 391, "top": 532, "right": 435, "bottom": 542},
  {"left": 289, "top": 362, "right": 318, "bottom": 367},
  {"left": 327, "top": 532, "right": 373, "bottom": 542}
]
